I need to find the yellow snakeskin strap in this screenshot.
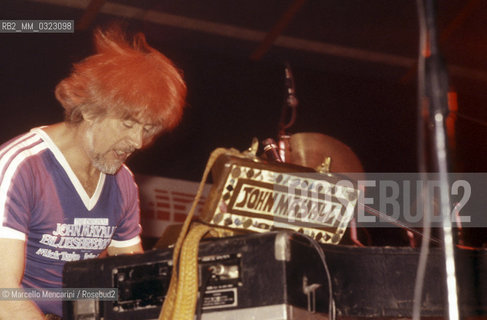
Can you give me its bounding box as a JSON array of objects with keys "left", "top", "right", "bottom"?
[
  {"left": 159, "top": 148, "right": 242, "bottom": 320},
  {"left": 172, "top": 223, "right": 212, "bottom": 319}
]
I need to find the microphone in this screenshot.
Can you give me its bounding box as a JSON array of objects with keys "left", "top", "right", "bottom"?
[
  {"left": 278, "top": 63, "right": 298, "bottom": 136},
  {"left": 284, "top": 64, "right": 298, "bottom": 108},
  {"left": 262, "top": 138, "right": 283, "bottom": 162}
]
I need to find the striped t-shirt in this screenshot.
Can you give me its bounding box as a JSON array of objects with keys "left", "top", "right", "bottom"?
[{"left": 0, "top": 127, "right": 142, "bottom": 316}]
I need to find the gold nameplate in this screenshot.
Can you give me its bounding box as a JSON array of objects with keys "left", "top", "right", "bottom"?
[{"left": 200, "top": 155, "right": 358, "bottom": 244}]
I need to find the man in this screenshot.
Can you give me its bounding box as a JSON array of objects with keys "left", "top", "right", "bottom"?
[{"left": 0, "top": 26, "right": 186, "bottom": 319}]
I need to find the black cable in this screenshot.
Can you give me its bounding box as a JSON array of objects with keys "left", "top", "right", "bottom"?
[
  {"left": 362, "top": 204, "right": 442, "bottom": 245},
  {"left": 294, "top": 233, "right": 336, "bottom": 320},
  {"left": 195, "top": 266, "right": 213, "bottom": 320},
  {"left": 453, "top": 110, "right": 487, "bottom": 128}
]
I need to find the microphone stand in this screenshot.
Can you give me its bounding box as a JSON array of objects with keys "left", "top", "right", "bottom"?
[
  {"left": 278, "top": 62, "right": 298, "bottom": 137},
  {"left": 415, "top": 1, "right": 460, "bottom": 319},
  {"left": 277, "top": 62, "right": 298, "bottom": 162}
]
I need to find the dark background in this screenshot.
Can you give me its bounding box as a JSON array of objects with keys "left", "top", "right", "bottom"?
[
  {"left": 2, "top": 1, "right": 487, "bottom": 248},
  {"left": 0, "top": 0, "right": 487, "bottom": 181},
  {"left": 1, "top": 0, "right": 487, "bottom": 180}
]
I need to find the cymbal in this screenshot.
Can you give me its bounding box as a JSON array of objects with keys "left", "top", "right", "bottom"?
[{"left": 286, "top": 132, "right": 364, "bottom": 174}]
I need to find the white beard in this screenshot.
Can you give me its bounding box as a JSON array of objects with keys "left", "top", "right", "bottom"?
[{"left": 82, "top": 125, "right": 124, "bottom": 175}]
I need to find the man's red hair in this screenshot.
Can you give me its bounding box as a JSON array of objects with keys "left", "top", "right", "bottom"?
[{"left": 55, "top": 27, "right": 186, "bottom": 132}]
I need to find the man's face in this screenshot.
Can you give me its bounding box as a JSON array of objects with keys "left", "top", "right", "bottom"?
[{"left": 82, "top": 116, "right": 159, "bottom": 174}]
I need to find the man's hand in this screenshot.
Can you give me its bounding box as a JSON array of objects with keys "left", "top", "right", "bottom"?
[
  {"left": 106, "top": 241, "right": 143, "bottom": 256},
  {"left": 0, "top": 238, "right": 45, "bottom": 320}
]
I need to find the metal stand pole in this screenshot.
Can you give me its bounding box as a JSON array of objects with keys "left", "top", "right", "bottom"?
[{"left": 415, "top": 1, "right": 460, "bottom": 319}]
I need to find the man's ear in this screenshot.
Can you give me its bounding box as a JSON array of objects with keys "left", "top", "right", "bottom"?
[{"left": 80, "top": 109, "right": 96, "bottom": 123}]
